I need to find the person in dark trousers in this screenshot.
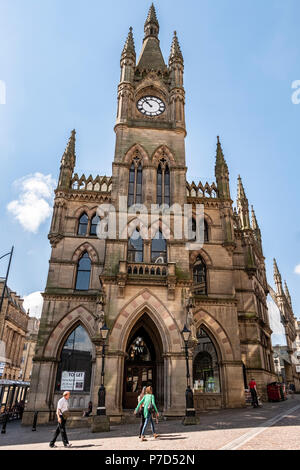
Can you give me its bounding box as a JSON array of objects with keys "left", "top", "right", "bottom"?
[
  {"left": 249, "top": 378, "right": 259, "bottom": 408},
  {"left": 288, "top": 382, "right": 296, "bottom": 399},
  {"left": 137, "top": 386, "right": 146, "bottom": 438},
  {"left": 82, "top": 401, "right": 93, "bottom": 417},
  {"left": 134, "top": 386, "right": 159, "bottom": 442},
  {"left": 49, "top": 391, "right": 72, "bottom": 448}
]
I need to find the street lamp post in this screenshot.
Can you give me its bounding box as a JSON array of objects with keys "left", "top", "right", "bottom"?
[
  {"left": 97, "top": 324, "right": 109, "bottom": 416},
  {"left": 181, "top": 325, "right": 198, "bottom": 425},
  {"left": 91, "top": 323, "right": 110, "bottom": 433}
]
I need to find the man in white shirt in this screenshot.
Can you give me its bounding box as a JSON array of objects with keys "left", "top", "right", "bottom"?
[{"left": 49, "top": 391, "right": 72, "bottom": 448}]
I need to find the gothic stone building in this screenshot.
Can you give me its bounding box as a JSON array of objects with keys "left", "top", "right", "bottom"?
[
  {"left": 269, "top": 260, "right": 299, "bottom": 389},
  {"left": 23, "top": 5, "right": 277, "bottom": 425},
  {"left": 0, "top": 279, "right": 29, "bottom": 381}
]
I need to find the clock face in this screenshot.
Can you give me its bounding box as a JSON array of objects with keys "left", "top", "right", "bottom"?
[{"left": 137, "top": 96, "right": 165, "bottom": 117}]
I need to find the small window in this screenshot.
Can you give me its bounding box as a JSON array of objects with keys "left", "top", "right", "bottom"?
[
  {"left": 90, "top": 214, "right": 100, "bottom": 236},
  {"left": 78, "top": 213, "right": 88, "bottom": 236},
  {"left": 193, "top": 256, "right": 207, "bottom": 295},
  {"left": 190, "top": 219, "right": 209, "bottom": 242},
  {"left": 151, "top": 230, "right": 167, "bottom": 263},
  {"left": 128, "top": 157, "right": 143, "bottom": 207},
  {"left": 128, "top": 228, "right": 144, "bottom": 263},
  {"left": 157, "top": 160, "right": 170, "bottom": 206},
  {"left": 75, "top": 252, "right": 91, "bottom": 290}
]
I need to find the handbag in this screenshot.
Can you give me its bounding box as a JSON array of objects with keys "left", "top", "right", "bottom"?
[{"left": 62, "top": 410, "right": 70, "bottom": 419}]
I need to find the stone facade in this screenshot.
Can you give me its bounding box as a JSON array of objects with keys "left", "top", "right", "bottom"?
[
  {"left": 0, "top": 279, "right": 29, "bottom": 380},
  {"left": 268, "top": 262, "right": 300, "bottom": 389},
  {"left": 20, "top": 317, "right": 40, "bottom": 382},
  {"left": 23, "top": 5, "right": 279, "bottom": 425}
]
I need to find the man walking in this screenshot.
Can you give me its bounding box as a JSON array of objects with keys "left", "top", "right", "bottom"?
[
  {"left": 49, "top": 391, "right": 72, "bottom": 448},
  {"left": 249, "top": 378, "right": 259, "bottom": 408}
]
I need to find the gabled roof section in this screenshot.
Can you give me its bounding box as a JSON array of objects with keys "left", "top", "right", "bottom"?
[{"left": 137, "top": 37, "right": 166, "bottom": 72}]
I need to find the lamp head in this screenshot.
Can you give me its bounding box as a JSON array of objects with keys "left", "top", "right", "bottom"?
[
  {"left": 100, "top": 324, "right": 109, "bottom": 340},
  {"left": 181, "top": 324, "right": 191, "bottom": 343}
]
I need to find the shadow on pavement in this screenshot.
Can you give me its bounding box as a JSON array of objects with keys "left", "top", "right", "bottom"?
[{"left": 1, "top": 397, "right": 300, "bottom": 448}]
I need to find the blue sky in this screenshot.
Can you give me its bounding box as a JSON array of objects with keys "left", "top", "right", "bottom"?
[{"left": 0, "top": 0, "right": 299, "bottom": 323}]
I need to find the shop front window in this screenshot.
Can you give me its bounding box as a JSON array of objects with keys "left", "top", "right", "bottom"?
[
  {"left": 193, "top": 328, "right": 220, "bottom": 393},
  {"left": 55, "top": 325, "right": 93, "bottom": 393}
]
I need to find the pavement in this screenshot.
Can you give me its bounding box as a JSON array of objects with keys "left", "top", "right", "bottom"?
[{"left": 1, "top": 396, "right": 300, "bottom": 450}]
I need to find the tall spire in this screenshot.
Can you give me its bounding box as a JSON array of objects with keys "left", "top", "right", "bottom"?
[
  {"left": 251, "top": 205, "right": 258, "bottom": 230},
  {"left": 215, "top": 136, "right": 230, "bottom": 199},
  {"left": 137, "top": 4, "right": 166, "bottom": 72},
  {"left": 58, "top": 130, "right": 76, "bottom": 189},
  {"left": 144, "top": 3, "right": 159, "bottom": 39},
  {"left": 121, "top": 27, "right": 136, "bottom": 61},
  {"left": 251, "top": 205, "right": 263, "bottom": 252},
  {"left": 273, "top": 258, "right": 284, "bottom": 296},
  {"left": 61, "top": 129, "right": 76, "bottom": 168},
  {"left": 237, "top": 175, "right": 247, "bottom": 200},
  {"left": 284, "top": 280, "right": 293, "bottom": 308},
  {"left": 237, "top": 175, "right": 250, "bottom": 229},
  {"left": 169, "top": 31, "right": 183, "bottom": 64}
]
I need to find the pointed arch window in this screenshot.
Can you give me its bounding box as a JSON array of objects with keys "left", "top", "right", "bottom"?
[
  {"left": 193, "top": 328, "right": 220, "bottom": 393},
  {"left": 55, "top": 325, "right": 93, "bottom": 392},
  {"left": 193, "top": 255, "right": 207, "bottom": 295},
  {"left": 78, "top": 213, "right": 88, "bottom": 236},
  {"left": 190, "top": 218, "right": 209, "bottom": 242},
  {"left": 128, "top": 228, "right": 144, "bottom": 263},
  {"left": 90, "top": 214, "right": 100, "bottom": 236},
  {"left": 75, "top": 252, "right": 91, "bottom": 291},
  {"left": 157, "top": 159, "right": 170, "bottom": 206},
  {"left": 128, "top": 156, "right": 143, "bottom": 207},
  {"left": 151, "top": 230, "right": 167, "bottom": 264}
]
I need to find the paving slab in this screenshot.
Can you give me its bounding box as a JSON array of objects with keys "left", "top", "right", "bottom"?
[{"left": 1, "top": 397, "right": 300, "bottom": 450}]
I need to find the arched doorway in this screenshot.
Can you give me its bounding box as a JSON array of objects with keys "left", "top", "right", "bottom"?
[{"left": 123, "top": 314, "right": 163, "bottom": 409}]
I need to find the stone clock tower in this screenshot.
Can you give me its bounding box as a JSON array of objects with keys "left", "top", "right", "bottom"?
[
  {"left": 112, "top": 5, "right": 187, "bottom": 204},
  {"left": 23, "top": 4, "right": 279, "bottom": 427}
]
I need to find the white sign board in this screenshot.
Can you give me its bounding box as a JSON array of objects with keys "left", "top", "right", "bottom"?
[
  {"left": 61, "top": 371, "right": 85, "bottom": 391},
  {"left": 296, "top": 366, "right": 300, "bottom": 373}
]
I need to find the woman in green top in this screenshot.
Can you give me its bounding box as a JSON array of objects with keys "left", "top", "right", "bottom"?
[{"left": 134, "top": 386, "right": 159, "bottom": 441}]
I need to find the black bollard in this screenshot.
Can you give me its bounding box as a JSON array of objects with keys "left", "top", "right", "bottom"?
[
  {"left": 1, "top": 413, "right": 8, "bottom": 434},
  {"left": 32, "top": 411, "right": 38, "bottom": 432}
]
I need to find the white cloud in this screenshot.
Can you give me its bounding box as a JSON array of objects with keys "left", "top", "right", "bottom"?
[
  {"left": 23, "top": 291, "right": 43, "bottom": 319},
  {"left": 294, "top": 264, "right": 300, "bottom": 275},
  {"left": 7, "top": 173, "right": 56, "bottom": 233}
]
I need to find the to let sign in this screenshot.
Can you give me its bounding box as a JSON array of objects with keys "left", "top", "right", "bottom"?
[{"left": 61, "top": 371, "right": 85, "bottom": 391}]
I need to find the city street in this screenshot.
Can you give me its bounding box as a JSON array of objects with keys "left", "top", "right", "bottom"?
[{"left": 1, "top": 396, "right": 300, "bottom": 451}]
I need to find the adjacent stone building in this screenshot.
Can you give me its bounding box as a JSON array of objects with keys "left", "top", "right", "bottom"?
[
  {"left": 268, "top": 261, "right": 299, "bottom": 389},
  {"left": 20, "top": 317, "right": 40, "bottom": 382},
  {"left": 23, "top": 5, "right": 279, "bottom": 425},
  {"left": 0, "top": 278, "right": 29, "bottom": 380}
]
